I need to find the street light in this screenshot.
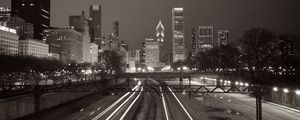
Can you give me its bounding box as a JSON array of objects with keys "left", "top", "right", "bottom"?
[
  {"left": 273, "top": 87, "right": 278, "bottom": 91},
  {"left": 182, "top": 66, "right": 188, "bottom": 71},
  {"left": 283, "top": 88, "right": 289, "bottom": 93},
  {"left": 295, "top": 90, "right": 300, "bottom": 95}
]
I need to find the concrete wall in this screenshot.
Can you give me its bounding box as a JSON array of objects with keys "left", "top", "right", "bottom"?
[{"left": 0, "top": 92, "right": 91, "bottom": 120}]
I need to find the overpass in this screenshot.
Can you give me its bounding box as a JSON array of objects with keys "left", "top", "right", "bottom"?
[
  {"left": 0, "top": 72, "right": 269, "bottom": 120},
  {"left": 122, "top": 72, "right": 220, "bottom": 79}
]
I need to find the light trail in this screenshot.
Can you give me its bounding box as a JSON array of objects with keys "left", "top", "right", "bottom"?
[
  {"left": 92, "top": 81, "right": 141, "bottom": 120},
  {"left": 105, "top": 87, "right": 139, "bottom": 120},
  {"left": 168, "top": 87, "right": 194, "bottom": 120},
  {"left": 119, "top": 87, "right": 144, "bottom": 120},
  {"left": 160, "top": 87, "right": 170, "bottom": 120}
]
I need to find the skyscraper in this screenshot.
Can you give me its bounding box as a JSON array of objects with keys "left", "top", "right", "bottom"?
[
  {"left": 140, "top": 42, "right": 146, "bottom": 65},
  {"left": 89, "top": 5, "right": 101, "bottom": 46},
  {"left": 191, "top": 28, "right": 197, "bottom": 57},
  {"left": 113, "top": 17, "right": 119, "bottom": 38},
  {"left": 217, "top": 30, "right": 229, "bottom": 47},
  {"left": 196, "top": 25, "right": 214, "bottom": 52},
  {"left": 11, "top": 0, "right": 50, "bottom": 40},
  {"left": 156, "top": 20, "right": 164, "bottom": 43},
  {"left": 156, "top": 20, "right": 165, "bottom": 62},
  {"left": 69, "top": 11, "right": 91, "bottom": 62},
  {"left": 145, "top": 38, "right": 160, "bottom": 68},
  {"left": 43, "top": 28, "right": 83, "bottom": 63},
  {"left": 172, "top": 7, "right": 185, "bottom": 62}
]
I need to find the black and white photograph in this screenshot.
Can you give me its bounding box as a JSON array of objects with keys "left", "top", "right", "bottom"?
[{"left": 0, "top": 0, "right": 300, "bottom": 120}]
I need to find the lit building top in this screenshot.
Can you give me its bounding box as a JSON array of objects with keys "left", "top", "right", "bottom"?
[
  {"left": 0, "top": 25, "right": 17, "bottom": 34},
  {"left": 156, "top": 20, "right": 164, "bottom": 43}
]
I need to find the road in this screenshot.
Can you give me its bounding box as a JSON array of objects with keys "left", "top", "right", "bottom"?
[
  {"left": 163, "top": 79, "right": 300, "bottom": 120},
  {"left": 26, "top": 78, "right": 300, "bottom": 120},
  {"left": 65, "top": 78, "right": 196, "bottom": 120}
]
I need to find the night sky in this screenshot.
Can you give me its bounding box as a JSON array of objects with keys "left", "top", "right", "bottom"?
[{"left": 1, "top": 0, "right": 300, "bottom": 53}]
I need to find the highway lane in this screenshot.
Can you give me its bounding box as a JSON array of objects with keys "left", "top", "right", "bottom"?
[
  {"left": 92, "top": 81, "right": 142, "bottom": 120},
  {"left": 160, "top": 81, "right": 196, "bottom": 120},
  {"left": 62, "top": 80, "right": 142, "bottom": 120},
  {"left": 212, "top": 93, "right": 300, "bottom": 120},
  {"left": 165, "top": 79, "right": 300, "bottom": 120}
]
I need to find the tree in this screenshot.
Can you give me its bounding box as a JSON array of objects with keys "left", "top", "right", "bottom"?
[
  {"left": 271, "top": 34, "right": 300, "bottom": 86},
  {"left": 97, "top": 50, "right": 123, "bottom": 75},
  {"left": 238, "top": 28, "right": 277, "bottom": 85},
  {"left": 0, "top": 55, "right": 66, "bottom": 85}
]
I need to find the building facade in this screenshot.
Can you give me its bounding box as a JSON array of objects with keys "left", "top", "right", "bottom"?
[
  {"left": 48, "top": 43, "right": 60, "bottom": 60},
  {"left": 89, "top": 43, "right": 98, "bottom": 64},
  {"left": 11, "top": 0, "right": 50, "bottom": 39},
  {"left": 113, "top": 19, "right": 119, "bottom": 38},
  {"left": 0, "top": 16, "right": 34, "bottom": 39},
  {"left": 89, "top": 5, "right": 101, "bottom": 46},
  {"left": 156, "top": 20, "right": 165, "bottom": 63},
  {"left": 172, "top": 7, "right": 185, "bottom": 62},
  {"left": 0, "top": 25, "right": 19, "bottom": 55},
  {"left": 43, "top": 28, "right": 83, "bottom": 63},
  {"left": 191, "top": 28, "right": 197, "bottom": 57},
  {"left": 217, "top": 30, "right": 229, "bottom": 47},
  {"left": 194, "top": 25, "right": 214, "bottom": 53},
  {"left": 18, "top": 39, "right": 49, "bottom": 58},
  {"left": 69, "top": 11, "right": 91, "bottom": 63},
  {"left": 145, "top": 38, "right": 163, "bottom": 68},
  {"left": 135, "top": 49, "right": 141, "bottom": 64},
  {"left": 140, "top": 42, "right": 145, "bottom": 65},
  {"left": 0, "top": 7, "right": 10, "bottom": 18}
]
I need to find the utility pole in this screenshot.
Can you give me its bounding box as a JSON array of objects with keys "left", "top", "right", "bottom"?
[
  {"left": 34, "top": 85, "right": 40, "bottom": 120},
  {"left": 253, "top": 85, "right": 263, "bottom": 120}
]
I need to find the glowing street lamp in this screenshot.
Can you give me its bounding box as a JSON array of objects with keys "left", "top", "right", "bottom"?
[
  {"left": 283, "top": 88, "right": 289, "bottom": 93},
  {"left": 273, "top": 87, "right": 278, "bottom": 91},
  {"left": 182, "top": 66, "right": 188, "bottom": 71},
  {"left": 295, "top": 90, "right": 300, "bottom": 95}
]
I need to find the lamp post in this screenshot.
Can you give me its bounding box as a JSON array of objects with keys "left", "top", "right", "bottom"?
[{"left": 177, "top": 67, "right": 183, "bottom": 89}]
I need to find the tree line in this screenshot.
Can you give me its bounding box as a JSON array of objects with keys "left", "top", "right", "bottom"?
[{"left": 173, "top": 28, "right": 300, "bottom": 87}]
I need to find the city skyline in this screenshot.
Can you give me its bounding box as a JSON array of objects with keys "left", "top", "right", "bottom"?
[
  {"left": 0, "top": 1, "right": 300, "bottom": 120},
  {"left": 1, "top": 0, "right": 300, "bottom": 52}
]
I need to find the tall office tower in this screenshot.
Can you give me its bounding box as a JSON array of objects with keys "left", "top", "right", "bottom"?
[
  {"left": 0, "top": 7, "right": 11, "bottom": 18},
  {"left": 156, "top": 20, "right": 164, "bottom": 43},
  {"left": 43, "top": 28, "right": 83, "bottom": 63},
  {"left": 140, "top": 42, "right": 146, "bottom": 65},
  {"left": 156, "top": 20, "right": 165, "bottom": 62},
  {"left": 69, "top": 11, "right": 91, "bottom": 62},
  {"left": 217, "top": 30, "right": 229, "bottom": 47},
  {"left": 11, "top": 0, "right": 50, "bottom": 40},
  {"left": 197, "top": 25, "right": 214, "bottom": 52},
  {"left": 113, "top": 17, "right": 119, "bottom": 38},
  {"left": 135, "top": 49, "right": 141, "bottom": 64},
  {"left": 89, "top": 43, "right": 98, "bottom": 64},
  {"left": 172, "top": 7, "right": 185, "bottom": 62},
  {"left": 145, "top": 38, "right": 160, "bottom": 68},
  {"left": 89, "top": 5, "right": 101, "bottom": 46},
  {"left": 191, "top": 28, "right": 197, "bottom": 57}
]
